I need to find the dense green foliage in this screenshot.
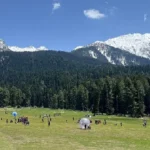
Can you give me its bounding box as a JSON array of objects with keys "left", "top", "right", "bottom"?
[{"left": 1, "top": 51, "right": 150, "bottom": 117}]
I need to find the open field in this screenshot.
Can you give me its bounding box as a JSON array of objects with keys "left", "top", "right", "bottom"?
[{"left": 0, "top": 108, "right": 150, "bottom": 150}]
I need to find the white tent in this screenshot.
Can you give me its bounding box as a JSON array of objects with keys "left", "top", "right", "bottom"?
[{"left": 79, "top": 118, "right": 90, "bottom": 129}]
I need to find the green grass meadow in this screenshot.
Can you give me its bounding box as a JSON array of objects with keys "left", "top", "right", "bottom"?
[{"left": 0, "top": 108, "right": 150, "bottom": 150}]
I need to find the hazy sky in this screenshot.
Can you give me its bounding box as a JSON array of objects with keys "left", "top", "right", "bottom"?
[{"left": 0, "top": 0, "right": 149, "bottom": 51}]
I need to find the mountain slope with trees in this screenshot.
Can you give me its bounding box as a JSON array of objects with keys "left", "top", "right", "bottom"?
[
  {"left": 72, "top": 45, "right": 150, "bottom": 66},
  {"left": 0, "top": 51, "right": 150, "bottom": 117}
]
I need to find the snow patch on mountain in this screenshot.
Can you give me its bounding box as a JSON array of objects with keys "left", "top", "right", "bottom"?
[
  {"left": 89, "top": 50, "right": 97, "bottom": 59},
  {"left": 8, "top": 46, "right": 48, "bottom": 52},
  {"left": 0, "top": 39, "right": 48, "bottom": 52},
  {"left": 105, "top": 33, "right": 150, "bottom": 59},
  {"left": 99, "top": 47, "right": 116, "bottom": 65},
  {"left": 89, "top": 42, "right": 116, "bottom": 64},
  {"left": 74, "top": 46, "right": 84, "bottom": 50},
  {"left": 117, "top": 56, "right": 126, "bottom": 66}
]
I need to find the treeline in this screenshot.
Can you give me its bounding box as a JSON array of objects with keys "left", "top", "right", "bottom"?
[
  {"left": 1, "top": 51, "right": 150, "bottom": 117},
  {"left": 0, "top": 75, "right": 150, "bottom": 117}
]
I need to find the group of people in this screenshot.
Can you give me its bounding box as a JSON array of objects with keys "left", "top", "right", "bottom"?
[
  {"left": 93, "top": 119, "right": 124, "bottom": 127},
  {"left": 2, "top": 110, "right": 149, "bottom": 129},
  {"left": 5, "top": 117, "right": 30, "bottom": 125},
  {"left": 114, "top": 122, "right": 123, "bottom": 126},
  {"left": 40, "top": 114, "right": 51, "bottom": 127}
]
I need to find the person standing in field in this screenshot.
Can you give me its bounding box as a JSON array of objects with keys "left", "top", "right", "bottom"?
[
  {"left": 104, "top": 119, "right": 106, "bottom": 125},
  {"left": 143, "top": 120, "right": 147, "bottom": 127},
  {"left": 48, "top": 120, "right": 50, "bottom": 126},
  {"left": 42, "top": 117, "right": 44, "bottom": 122}
]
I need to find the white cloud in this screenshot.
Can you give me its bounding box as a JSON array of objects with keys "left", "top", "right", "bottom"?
[
  {"left": 53, "top": 2, "right": 61, "bottom": 11},
  {"left": 84, "top": 9, "right": 106, "bottom": 19},
  {"left": 144, "top": 14, "right": 148, "bottom": 22}
]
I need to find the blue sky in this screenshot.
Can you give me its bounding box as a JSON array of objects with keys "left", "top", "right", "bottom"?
[{"left": 0, "top": 0, "right": 149, "bottom": 51}]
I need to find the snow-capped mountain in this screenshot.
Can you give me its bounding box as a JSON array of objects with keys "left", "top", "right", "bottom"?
[
  {"left": 105, "top": 33, "right": 150, "bottom": 59},
  {"left": 1, "top": 33, "right": 150, "bottom": 66},
  {"left": 73, "top": 43, "right": 150, "bottom": 66},
  {"left": 0, "top": 39, "right": 48, "bottom": 52},
  {"left": 8, "top": 46, "right": 48, "bottom": 52},
  {"left": 74, "top": 33, "right": 150, "bottom": 59},
  {"left": 0, "top": 39, "right": 10, "bottom": 51},
  {"left": 73, "top": 33, "right": 150, "bottom": 66}
]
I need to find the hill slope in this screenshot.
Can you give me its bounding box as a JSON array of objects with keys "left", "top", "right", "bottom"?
[{"left": 73, "top": 43, "right": 150, "bottom": 66}]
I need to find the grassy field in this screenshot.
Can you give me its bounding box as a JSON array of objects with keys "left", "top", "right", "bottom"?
[{"left": 0, "top": 108, "right": 150, "bottom": 150}]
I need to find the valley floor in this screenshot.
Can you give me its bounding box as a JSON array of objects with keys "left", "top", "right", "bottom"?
[{"left": 0, "top": 108, "right": 149, "bottom": 150}]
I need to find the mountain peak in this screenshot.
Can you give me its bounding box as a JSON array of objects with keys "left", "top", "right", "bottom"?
[
  {"left": 8, "top": 46, "right": 48, "bottom": 52},
  {"left": 106, "top": 33, "right": 150, "bottom": 41},
  {"left": 73, "top": 33, "right": 150, "bottom": 66},
  {"left": 0, "top": 39, "right": 48, "bottom": 52},
  {"left": 74, "top": 46, "right": 84, "bottom": 50},
  {"left": 93, "top": 41, "right": 103, "bottom": 44},
  {"left": 105, "top": 33, "right": 150, "bottom": 59},
  {"left": 0, "top": 39, "right": 10, "bottom": 51}
]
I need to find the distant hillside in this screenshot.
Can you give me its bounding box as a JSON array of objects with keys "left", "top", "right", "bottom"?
[{"left": 72, "top": 44, "right": 150, "bottom": 66}]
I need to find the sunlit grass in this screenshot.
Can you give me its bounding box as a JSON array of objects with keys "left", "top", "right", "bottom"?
[{"left": 0, "top": 108, "right": 149, "bottom": 150}]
